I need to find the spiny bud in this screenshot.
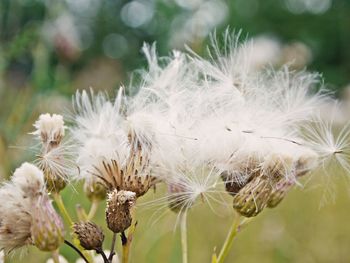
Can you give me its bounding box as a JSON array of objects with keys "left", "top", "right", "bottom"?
[
  {"left": 31, "top": 196, "right": 65, "bottom": 251},
  {"left": 84, "top": 179, "right": 107, "bottom": 202},
  {"left": 73, "top": 222, "right": 104, "bottom": 251},
  {"left": 232, "top": 175, "right": 272, "bottom": 217},
  {"left": 106, "top": 190, "right": 136, "bottom": 233},
  {"left": 267, "top": 178, "right": 294, "bottom": 208}
]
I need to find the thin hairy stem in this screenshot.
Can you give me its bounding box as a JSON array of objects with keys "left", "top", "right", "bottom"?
[
  {"left": 52, "top": 249, "right": 60, "bottom": 263},
  {"left": 52, "top": 192, "right": 73, "bottom": 225},
  {"left": 64, "top": 240, "right": 89, "bottom": 263},
  {"left": 217, "top": 213, "right": 241, "bottom": 263},
  {"left": 180, "top": 212, "right": 188, "bottom": 263},
  {"left": 87, "top": 200, "right": 99, "bottom": 220},
  {"left": 121, "top": 231, "right": 129, "bottom": 263}
]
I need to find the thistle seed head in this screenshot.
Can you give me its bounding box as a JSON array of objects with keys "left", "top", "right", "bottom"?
[
  {"left": 31, "top": 196, "right": 65, "bottom": 251},
  {"left": 73, "top": 222, "right": 104, "bottom": 251},
  {"left": 106, "top": 190, "right": 136, "bottom": 233},
  {"left": 0, "top": 163, "right": 45, "bottom": 253},
  {"left": 232, "top": 175, "right": 272, "bottom": 217},
  {"left": 32, "top": 113, "right": 65, "bottom": 150}
]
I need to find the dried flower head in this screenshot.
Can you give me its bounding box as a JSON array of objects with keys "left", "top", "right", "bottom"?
[
  {"left": 73, "top": 222, "right": 104, "bottom": 251},
  {"left": 106, "top": 190, "right": 136, "bottom": 233}
]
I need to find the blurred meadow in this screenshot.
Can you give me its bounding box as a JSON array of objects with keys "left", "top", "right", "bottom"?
[{"left": 1, "top": 0, "right": 350, "bottom": 262}]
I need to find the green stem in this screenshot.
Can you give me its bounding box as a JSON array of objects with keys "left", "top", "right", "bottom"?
[
  {"left": 180, "top": 212, "right": 188, "bottom": 263},
  {"left": 52, "top": 192, "right": 73, "bottom": 226},
  {"left": 87, "top": 200, "right": 99, "bottom": 220},
  {"left": 217, "top": 213, "right": 241, "bottom": 263},
  {"left": 52, "top": 249, "right": 60, "bottom": 263}
]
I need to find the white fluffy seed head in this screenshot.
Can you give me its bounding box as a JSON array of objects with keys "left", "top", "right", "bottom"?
[
  {"left": 32, "top": 113, "right": 65, "bottom": 145},
  {"left": 12, "top": 162, "right": 45, "bottom": 199}
]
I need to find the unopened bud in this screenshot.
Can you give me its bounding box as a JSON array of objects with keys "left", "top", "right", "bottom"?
[
  {"left": 31, "top": 196, "right": 64, "bottom": 251},
  {"left": 45, "top": 170, "right": 67, "bottom": 193},
  {"left": 106, "top": 190, "right": 136, "bottom": 233},
  {"left": 73, "top": 222, "right": 104, "bottom": 251},
  {"left": 84, "top": 179, "right": 107, "bottom": 202},
  {"left": 267, "top": 178, "right": 294, "bottom": 208},
  {"left": 232, "top": 175, "right": 272, "bottom": 217}
]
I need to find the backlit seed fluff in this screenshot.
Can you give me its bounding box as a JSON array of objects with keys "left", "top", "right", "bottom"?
[
  {"left": 106, "top": 190, "right": 136, "bottom": 233},
  {"left": 32, "top": 113, "right": 65, "bottom": 147},
  {"left": 0, "top": 163, "right": 45, "bottom": 253},
  {"left": 73, "top": 222, "right": 104, "bottom": 251}
]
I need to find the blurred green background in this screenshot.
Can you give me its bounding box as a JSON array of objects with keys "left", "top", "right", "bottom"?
[{"left": 1, "top": 0, "right": 350, "bottom": 262}]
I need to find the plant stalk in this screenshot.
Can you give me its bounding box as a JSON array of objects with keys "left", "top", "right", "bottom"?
[
  {"left": 87, "top": 200, "right": 99, "bottom": 220},
  {"left": 217, "top": 213, "right": 241, "bottom": 263},
  {"left": 52, "top": 249, "right": 60, "bottom": 263},
  {"left": 180, "top": 212, "right": 188, "bottom": 263},
  {"left": 52, "top": 192, "right": 73, "bottom": 226},
  {"left": 64, "top": 240, "right": 89, "bottom": 263}
]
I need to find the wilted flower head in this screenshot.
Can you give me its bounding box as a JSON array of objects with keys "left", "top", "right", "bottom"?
[{"left": 0, "top": 163, "right": 64, "bottom": 253}]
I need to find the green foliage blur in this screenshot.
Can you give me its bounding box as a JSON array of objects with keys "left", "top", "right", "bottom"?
[{"left": 0, "top": 0, "right": 350, "bottom": 262}]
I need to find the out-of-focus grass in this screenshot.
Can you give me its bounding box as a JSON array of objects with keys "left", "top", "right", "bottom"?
[{"left": 6, "top": 176, "right": 350, "bottom": 263}]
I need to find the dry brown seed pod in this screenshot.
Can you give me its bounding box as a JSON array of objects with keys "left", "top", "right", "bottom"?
[
  {"left": 73, "top": 222, "right": 104, "bottom": 251},
  {"left": 267, "top": 178, "right": 294, "bottom": 208},
  {"left": 106, "top": 190, "right": 136, "bottom": 233}
]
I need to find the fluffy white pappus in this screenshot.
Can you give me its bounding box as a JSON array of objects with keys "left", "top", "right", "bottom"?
[
  {"left": 72, "top": 89, "right": 125, "bottom": 144},
  {"left": 75, "top": 136, "right": 128, "bottom": 183},
  {"left": 31, "top": 113, "right": 65, "bottom": 145},
  {"left": 0, "top": 183, "right": 33, "bottom": 254},
  {"left": 34, "top": 139, "right": 78, "bottom": 183},
  {"left": 0, "top": 163, "right": 47, "bottom": 253},
  {"left": 11, "top": 162, "right": 45, "bottom": 199},
  {"left": 302, "top": 118, "right": 350, "bottom": 174},
  {"left": 46, "top": 255, "right": 68, "bottom": 263}
]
